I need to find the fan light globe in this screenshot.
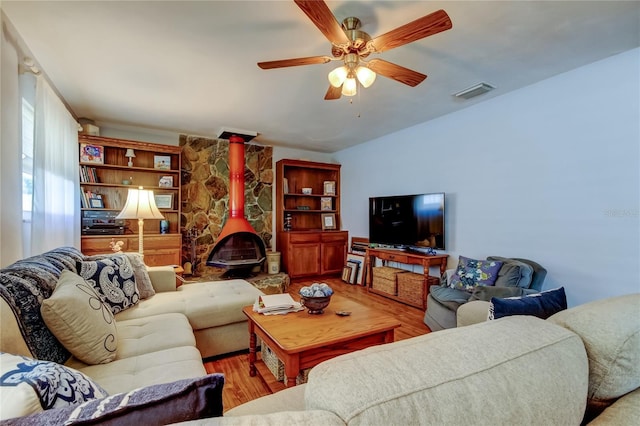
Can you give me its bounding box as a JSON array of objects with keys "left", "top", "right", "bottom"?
[
  {"left": 328, "top": 66, "right": 348, "bottom": 88},
  {"left": 356, "top": 66, "right": 376, "bottom": 88},
  {"left": 342, "top": 76, "right": 357, "bottom": 96}
]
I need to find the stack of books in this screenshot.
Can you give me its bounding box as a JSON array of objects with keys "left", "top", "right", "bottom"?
[{"left": 253, "top": 293, "right": 303, "bottom": 315}]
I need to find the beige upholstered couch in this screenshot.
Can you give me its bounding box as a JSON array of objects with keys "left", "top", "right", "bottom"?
[
  {"left": 0, "top": 247, "right": 262, "bottom": 416},
  {"left": 186, "top": 293, "right": 639, "bottom": 425}
]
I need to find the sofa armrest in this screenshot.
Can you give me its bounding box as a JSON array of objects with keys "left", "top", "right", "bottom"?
[
  {"left": 146, "top": 266, "right": 177, "bottom": 292},
  {"left": 177, "top": 410, "right": 345, "bottom": 425},
  {"left": 456, "top": 300, "right": 491, "bottom": 327}
]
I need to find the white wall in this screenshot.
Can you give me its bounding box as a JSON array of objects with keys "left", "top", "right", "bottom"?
[{"left": 336, "top": 48, "right": 640, "bottom": 307}]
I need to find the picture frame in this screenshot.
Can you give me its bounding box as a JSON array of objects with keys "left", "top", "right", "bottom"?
[
  {"left": 80, "top": 144, "right": 104, "bottom": 164},
  {"left": 154, "top": 155, "right": 171, "bottom": 170},
  {"left": 323, "top": 181, "right": 336, "bottom": 195},
  {"left": 89, "top": 197, "right": 104, "bottom": 208},
  {"left": 346, "top": 261, "right": 359, "bottom": 285},
  {"left": 346, "top": 253, "right": 365, "bottom": 285},
  {"left": 341, "top": 266, "right": 352, "bottom": 283},
  {"left": 321, "top": 213, "right": 336, "bottom": 230},
  {"left": 158, "top": 176, "right": 174, "bottom": 188},
  {"left": 320, "top": 197, "right": 332, "bottom": 211},
  {"left": 154, "top": 194, "right": 173, "bottom": 209}
]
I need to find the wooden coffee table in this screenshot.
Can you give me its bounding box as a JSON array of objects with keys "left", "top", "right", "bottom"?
[{"left": 243, "top": 293, "right": 401, "bottom": 388}]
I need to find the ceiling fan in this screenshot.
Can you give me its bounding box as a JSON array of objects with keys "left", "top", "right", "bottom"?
[{"left": 257, "top": 0, "right": 452, "bottom": 100}]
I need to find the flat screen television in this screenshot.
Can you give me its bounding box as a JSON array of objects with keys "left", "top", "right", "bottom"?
[{"left": 369, "top": 192, "right": 445, "bottom": 251}]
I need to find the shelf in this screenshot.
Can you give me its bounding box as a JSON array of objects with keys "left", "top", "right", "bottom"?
[
  {"left": 80, "top": 163, "right": 179, "bottom": 173},
  {"left": 284, "top": 194, "right": 337, "bottom": 198},
  {"left": 80, "top": 182, "right": 179, "bottom": 190},
  {"left": 284, "top": 209, "right": 336, "bottom": 213}
]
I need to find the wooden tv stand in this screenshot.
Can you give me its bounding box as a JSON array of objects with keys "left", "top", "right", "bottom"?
[{"left": 365, "top": 248, "right": 449, "bottom": 309}]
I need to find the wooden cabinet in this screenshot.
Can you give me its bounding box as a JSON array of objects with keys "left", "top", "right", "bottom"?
[
  {"left": 78, "top": 135, "right": 182, "bottom": 266},
  {"left": 276, "top": 159, "right": 347, "bottom": 278}
]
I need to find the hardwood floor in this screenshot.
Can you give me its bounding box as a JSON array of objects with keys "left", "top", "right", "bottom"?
[{"left": 204, "top": 277, "right": 431, "bottom": 412}]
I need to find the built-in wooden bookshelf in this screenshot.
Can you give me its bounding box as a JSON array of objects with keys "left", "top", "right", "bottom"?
[{"left": 78, "top": 135, "right": 182, "bottom": 266}]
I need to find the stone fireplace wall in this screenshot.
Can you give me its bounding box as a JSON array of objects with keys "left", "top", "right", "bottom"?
[{"left": 180, "top": 134, "right": 273, "bottom": 276}]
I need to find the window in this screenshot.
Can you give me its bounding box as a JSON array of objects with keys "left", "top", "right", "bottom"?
[{"left": 22, "top": 97, "right": 34, "bottom": 222}]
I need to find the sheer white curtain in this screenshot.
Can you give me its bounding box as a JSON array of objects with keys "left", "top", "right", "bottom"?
[
  {"left": 0, "top": 22, "right": 24, "bottom": 267},
  {"left": 30, "top": 78, "right": 80, "bottom": 254}
]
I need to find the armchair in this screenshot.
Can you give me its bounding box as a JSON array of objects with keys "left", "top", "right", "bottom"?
[{"left": 423, "top": 256, "right": 547, "bottom": 331}]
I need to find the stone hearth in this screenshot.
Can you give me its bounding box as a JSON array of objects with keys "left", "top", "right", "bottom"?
[{"left": 180, "top": 134, "right": 273, "bottom": 277}]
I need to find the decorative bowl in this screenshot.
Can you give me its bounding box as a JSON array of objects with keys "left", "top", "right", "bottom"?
[
  {"left": 301, "top": 187, "right": 312, "bottom": 194},
  {"left": 299, "top": 295, "right": 331, "bottom": 314}
]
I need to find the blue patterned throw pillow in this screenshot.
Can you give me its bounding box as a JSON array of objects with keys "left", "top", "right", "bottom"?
[
  {"left": 77, "top": 256, "right": 139, "bottom": 314},
  {"left": 0, "top": 352, "right": 107, "bottom": 420},
  {"left": 449, "top": 256, "right": 503, "bottom": 291}
]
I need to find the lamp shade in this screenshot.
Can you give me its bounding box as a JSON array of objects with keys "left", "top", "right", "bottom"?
[
  {"left": 356, "top": 66, "right": 376, "bottom": 88},
  {"left": 125, "top": 149, "right": 136, "bottom": 158},
  {"left": 116, "top": 188, "right": 165, "bottom": 220},
  {"left": 341, "top": 76, "right": 357, "bottom": 96},
  {"left": 328, "top": 66, "right": 348, "bottom": 88}
]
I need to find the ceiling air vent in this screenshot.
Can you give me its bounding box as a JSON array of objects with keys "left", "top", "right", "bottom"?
[{"left": 453, "top": 82, "right": 495, "bottom": 100}]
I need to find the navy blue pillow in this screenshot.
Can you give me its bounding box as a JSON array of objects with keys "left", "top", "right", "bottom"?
[{"left": 489, "top": 287, "right": 567, "bottom": 320}]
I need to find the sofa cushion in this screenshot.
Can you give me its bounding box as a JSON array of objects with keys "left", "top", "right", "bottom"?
[
  {"left": 3, "top": 374, "right": 225, "bottom": 426},
  {"left": 114, "top": 313, "right": 196, "bottom": 359},
  {"left": 586, "top": 387, "right": 640, "bottom": 426},
  {"left": 487, "top": 256, "right": 534, "bottom": 288},
  {"left": 429, "top": 285, "right": 471, "bottom": 307},
  {"left": 548, "top": 293, "right": 640, "bottom": 420},
  {"left": 488, "top": 287, "right": 567, "bottom": 320},
  {"left": 77, "top": 256, "right": 140, "bottom": 314},
  {"left": 305, "top": 316, "right": 588, "bottom": 425},
  {"left": 115, "top": 279, "right": 263, "bottom": 330},
  {"left": 0, "top": 352, "right": 107, "bottom": 421},
  {"left": 69, "top": 346, "right": 206, "bottom": 395},
  {"left": 41, "top": 271, "right": 117, "bottom": 365},
  {"left": 449, "top": 256, "right": 503, "bottom": 291}
]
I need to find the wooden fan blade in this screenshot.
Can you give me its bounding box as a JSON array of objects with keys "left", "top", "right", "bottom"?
[
  {"left": 370, "top": 9, "right": 452, "bottom": 53},
  {"left": 294, "top": 0, "right": 350, "bottom": 47},
  {"left": 258, "top": 56, "right": 333, "bottom": 69},
  {"left": 367, "top": 59, "right": 427, "bottom": 87},
  {"left": 324, "top": 84, "right": 342, "bottom": 100}
]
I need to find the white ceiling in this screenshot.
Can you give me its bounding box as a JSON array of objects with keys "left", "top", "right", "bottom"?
[{"left": 3, "top": 1, "right": 639, "bottom": 153}]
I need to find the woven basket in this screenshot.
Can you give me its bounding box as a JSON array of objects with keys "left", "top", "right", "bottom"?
[
  {"left": 373, "top": 266, "right": 406, "bottom": 280},
  {"left": 372, "top": 266, "right": 406, "bottom": 295},
  {"left": 397, "top": 272, "right": 426, "bottom": 305},
  {"left": 296, "top": 368, "right": 311, "bottom": 385},
  {"left": 261, "top": 341, "right": 284, "bottom": 381}
]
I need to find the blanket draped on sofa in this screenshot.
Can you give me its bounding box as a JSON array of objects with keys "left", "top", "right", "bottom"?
[{"left": 0, "top": 247, "right": 85, "bottom": 364}]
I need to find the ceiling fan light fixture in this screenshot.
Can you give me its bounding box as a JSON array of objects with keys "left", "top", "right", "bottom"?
[
  {"left": 342, "top": 75, "right": 357, "bottom": 96},
  {"left": 328, "top": 66, "right": 348, "bottom": 88},
  {"left": 356, "top": 66, "right": 376, "bottom": 88}
]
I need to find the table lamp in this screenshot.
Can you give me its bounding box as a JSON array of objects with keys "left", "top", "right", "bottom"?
[
  {"left": 125, "top": 149, "right": 136, "bottom": 167},
  {"left": 116, "top": 187, "right": 164, "bottom": 257}
]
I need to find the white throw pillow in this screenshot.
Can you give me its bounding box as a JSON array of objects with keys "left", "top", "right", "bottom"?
[{"left": 41, "top": 270, "right": 117, "bottom": 364}]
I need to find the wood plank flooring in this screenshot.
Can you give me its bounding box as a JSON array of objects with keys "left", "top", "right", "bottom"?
[{"left": 204, "top": 277, "right": 431, "bottom": 411}]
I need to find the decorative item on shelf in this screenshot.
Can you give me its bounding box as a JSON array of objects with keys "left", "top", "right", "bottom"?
[
  {"left": 115, "top": 187, "right": 165, "bottom": 257},
  {"left": 320, "top": 197, "right": 332, "bottom": 211},
  {"left": 321, "top": 213, "right": 336, "bottom": 230},
  {"left": 109, "top": 238, "right": 124, "bottom": 253},
  {"left": 121, "top": 179, "right": 131, "bottom": 185},
  {"left": 323, "top": 181, "right": 336, "bottom": 195},
  {"left": 283, "top": 178, "right": 289, "bottom": 194},
  {"left": 154, "top": 194, "right": 173, "bottom": 209},
  {"left": 160, "top": 220, "right": 169, "bottom": 234},
  {"left": 158, "top": 176, "right": 173, "bottom": 188},
  {"left": 301, "top": 187, "right": 312, "bottom": 194},
  {"left": 88, "top": 197, "right": 104, "bottom": 209},
  {"left": 284, "top": 213, "right": 292, "bottom": 231},
  {"left": 154, "top": 155, "right": 171, "bottom": 170},
  {"left": 80, "top": 144, "right": 104, "bottom": 164},
  {"left": 296, "top": 205, "right": 310, "bottom": 210},
  {"left": 125, "top": 149, "right": 136, "bottom": 167},
  {"left": 299, "top": 283, "right": 334, "bottom": 314}
]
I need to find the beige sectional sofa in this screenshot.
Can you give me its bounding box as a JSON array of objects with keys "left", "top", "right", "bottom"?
[
  {"left": 0, "top": 247, "right": 262, "bottom": 419},
  {"left": 190, "top": 293, "right": 639, "bottom": 425}
]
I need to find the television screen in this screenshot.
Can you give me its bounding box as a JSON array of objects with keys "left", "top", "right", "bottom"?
[{"left": 369, "top": 193, "right": 445, "bottom": 250}]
